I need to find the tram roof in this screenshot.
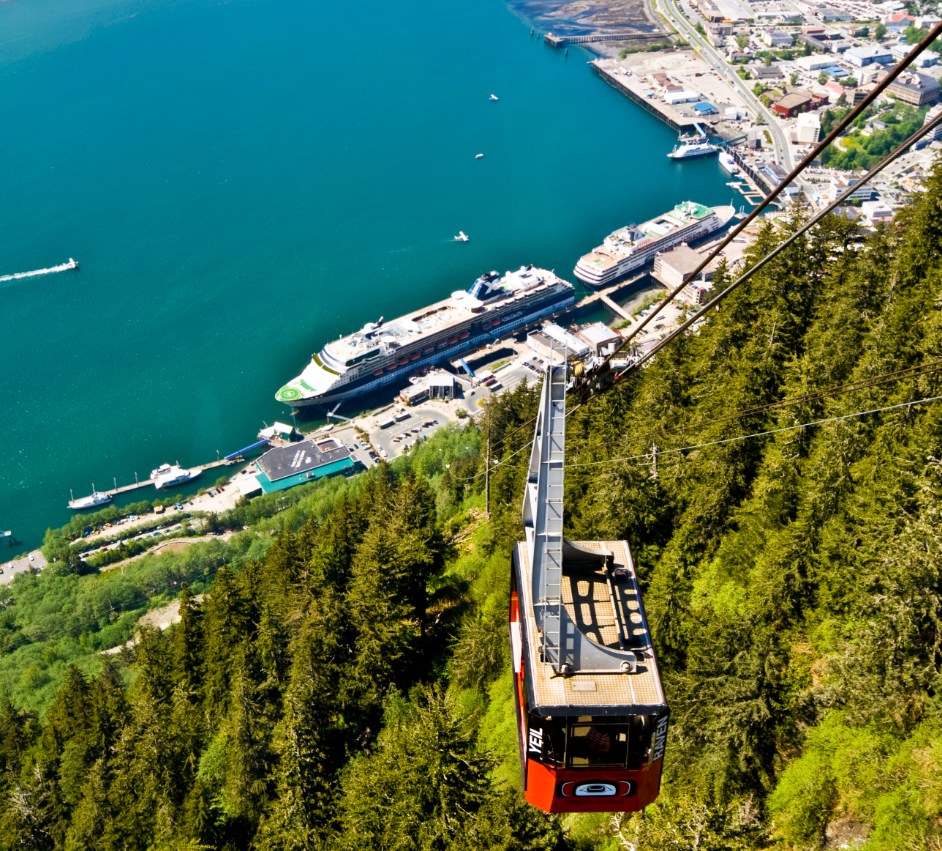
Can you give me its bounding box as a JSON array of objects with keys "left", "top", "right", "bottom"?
[{"left": 514, "top": 539, "right": 667, "bottom": 717}]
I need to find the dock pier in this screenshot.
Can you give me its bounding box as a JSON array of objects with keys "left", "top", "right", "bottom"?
[
  {"left": 99, "top": 458, "right": 236, "bottom": 498},
  {"left": 592, "top": 59, "right": 700, "bottom": 133},
  {"left": 544, "top": 31, "right": 670, "bottom": 48}
]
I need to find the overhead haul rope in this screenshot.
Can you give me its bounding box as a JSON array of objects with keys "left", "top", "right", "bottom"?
[
  {"left": 567, "top": 106, "right": 942, "bottom": 415},
  {"left": 564, "top": 394, "right": 942, "bottom": 469},
  {"left": 463, "top": 26, "right": 942, "bottom": 467},
  {"left": 470, "top": 105, "right": 942, "bottom": 462},
  {"left": 594, "top": 19, "right": 942, "bottom": 368},
  {"left": 455, "top": 359, "right": 942, "bottom": 483}
]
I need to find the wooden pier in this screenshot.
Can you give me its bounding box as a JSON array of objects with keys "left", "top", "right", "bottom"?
[
  {"left": 100, "top": 458, "right": 236, "bottom": 498},
  {"left": 545, "top": 31, "right": 669, "bottom": 47}
]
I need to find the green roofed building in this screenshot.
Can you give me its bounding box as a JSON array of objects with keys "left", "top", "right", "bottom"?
[{"left": 254, "top": 436, "right": 358, "bottom": 494}]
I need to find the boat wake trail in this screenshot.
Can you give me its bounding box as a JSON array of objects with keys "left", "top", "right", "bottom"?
[{"left": 0, "top": 258, "right": 78, "bottom": 287}]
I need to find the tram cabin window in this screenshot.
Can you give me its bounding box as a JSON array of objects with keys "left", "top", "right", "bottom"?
[{"left": 530, "top": 714, "right": 655, "bottom": 770}]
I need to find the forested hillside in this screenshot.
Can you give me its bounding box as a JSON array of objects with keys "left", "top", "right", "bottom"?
[{"left": 1, "top": 163, "right": 941, "bottom": 850}]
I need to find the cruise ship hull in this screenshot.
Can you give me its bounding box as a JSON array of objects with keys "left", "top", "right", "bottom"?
[
  {"left": 574, "top": 203, "right": 734, "bottom": 288},
  {"left": 279, "top": 292, "right": 574, "bottom": 407}
]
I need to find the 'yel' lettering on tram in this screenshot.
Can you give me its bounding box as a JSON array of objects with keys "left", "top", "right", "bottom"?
[{"left": 528, "top": 727, "right": 543, "bottom": 755}]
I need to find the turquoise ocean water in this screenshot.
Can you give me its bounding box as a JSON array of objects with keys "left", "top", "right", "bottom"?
[{"left": 0, "top": 0, "right": 735, "bottom": 548}]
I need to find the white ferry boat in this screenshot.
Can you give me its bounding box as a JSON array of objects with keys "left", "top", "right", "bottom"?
[
  {"left": 574, "top": 201, "right": 735, "bottom": 288},
  {"left": 275, "top": 266, "right": 575, "bottom": 407},
  {"left": 719, "top": 152, "right": 739, "bottom": 174},
  {"left": 667, "top": 136, "right": 720, "bottom": 159},
  {"left": 150, "top": 464, "right": 202, "bottom": 490},
  {"left": 68, "top": 487, "right": 112, "bottom": 510}
]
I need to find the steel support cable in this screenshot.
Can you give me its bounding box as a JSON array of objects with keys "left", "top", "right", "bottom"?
[
  {"left": 562, "top": 108, "right": 942, "bottom": 421},
  {"left": 565, "top": 394, "right": 942, "bottom": 469},
  {"left": 455, "top": 358, "right": 942, "bottom": 482},
  {"left": 617, "top": 358, "right": 942, "bottom": 442},
  {"left": 589, "top": 20, "right": 942, "bottom": 372},
  {"left": 466, "top": 349, "right": 942, "bottom": 476},
  {"left": 485, "top": 111, "right": 942, "bottom": 456},
  {"left": 611, "top": 110, "right": 942, "bottom": 381}
]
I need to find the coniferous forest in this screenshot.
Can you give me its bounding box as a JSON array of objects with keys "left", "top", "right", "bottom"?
[{"left": 2, "top": 164, "right": 942, "bottom": 850}]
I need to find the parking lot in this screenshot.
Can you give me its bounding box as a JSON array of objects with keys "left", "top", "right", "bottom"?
[{"left": 368, "top": 406, "right": 455, "bottom": 460}]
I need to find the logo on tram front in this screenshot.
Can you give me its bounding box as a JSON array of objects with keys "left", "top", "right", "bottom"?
[{"left": 528, "top": 726, "right": 543, "bottom": 755}]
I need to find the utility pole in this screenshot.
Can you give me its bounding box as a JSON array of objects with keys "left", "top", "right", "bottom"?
[
  {"left": 650, "top": 442, "right": 659, "bottom": 481},
  {"left": 485, "top": 433, "right": 490, "bottom": 516}
]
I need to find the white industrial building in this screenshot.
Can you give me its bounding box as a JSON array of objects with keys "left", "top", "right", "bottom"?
[
  {"left": 845, "top": 45, "right": 894, "bottom": 66},
  {"left": 763, "top": 29, "right": 794, "bottom": 46},
  {"left": 796, "top": 54, "right": 836, "bottom": 71},
  {"left": 665, "top": 90, "right": 702, "bottom": 105},
  {"left": 796, "top": 112, "right": 821, "bottom": 143}
]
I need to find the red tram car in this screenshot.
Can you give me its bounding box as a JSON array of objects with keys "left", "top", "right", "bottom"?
[{"left": 510, "top": 361, "right": 669, "bottom": 814}]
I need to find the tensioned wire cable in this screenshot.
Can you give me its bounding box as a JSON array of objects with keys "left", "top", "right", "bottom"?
[
  {"left": 593, "top": 19, "right": 942, "bottom": 369},
  {"left": 469, "top": 96, "right": 942, "bottom": 464},
  {"left": 443, "top": 26, "right": 942, "bottom": 469},
  {"left": 564, "top": 394, "right": 942, "bottom": 469},
  {"left": 469, "top": 354, "right": 942, "bottom": 481},
  {"left": 466, "top": 358, "right": 942, "bottom": 482}
]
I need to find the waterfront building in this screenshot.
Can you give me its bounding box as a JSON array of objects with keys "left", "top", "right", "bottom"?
[
  {"left": 577, "top": 323, "right": 621, "bottom": 357},
  {"left": 253, "top": 437, "right": 357, "bottom": 494},
  {"left": 527, "top": 324, "right": 590, "bottom": 363},
  {"left": 652, "top": 244, "right": 712, "bottom": 291},
  {"left": 916, "top": 14, "right": 942, "bottom": 28}
]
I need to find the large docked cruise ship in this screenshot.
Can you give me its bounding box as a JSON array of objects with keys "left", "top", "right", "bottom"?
[
  {"left": 275, "top": 266, "right": 575, "bottom": 407},
  {"left": 574, "top": 201, "right": 734, "bottom": 288}
]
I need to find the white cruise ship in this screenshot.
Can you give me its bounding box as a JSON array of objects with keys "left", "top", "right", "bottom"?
[
  {"left": 574, "top": 201, "right": 734, "bottom": 288},
  {"left": 151, "top": 464, "right": 202, "bottom": 490},
  {"left": 275, "top": 266, "right": 575, "bottom": 407}
]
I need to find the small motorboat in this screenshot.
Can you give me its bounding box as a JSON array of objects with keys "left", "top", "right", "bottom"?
[
  {"left": 475, "top": 153, "right": 484, "bottom": 159},
  {"left": 489, "top": 94, "right": 498, "bottom": 101},
  {"left": 455, "top": 231, "right": 469, "bottom": 242}
]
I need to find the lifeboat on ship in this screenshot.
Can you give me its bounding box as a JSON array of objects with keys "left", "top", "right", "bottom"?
[
  {"left": 373, "top": 368, "right": 384, "bottom": 376},
  {"left": 448, "top": 336, "right": 459, "bottom": 344},
  {"left": 398, "top": 357, "right": 409, "bottom": 366},
  {"left": 482, "top": 322, "right": 491, "bottom": 330},
  {"left": 491, "top": 317, "right": 502, "bottom": 326},
  {"left": 436, "top": 340, "right": 448, "bottom": 349},
  {"left": 422, "top": 345, "right": 434, "bottom": 353},
  {"left": 411, "top": 352, "right": 421, "bottom": 360},
  {"left": 459, "top": 330, "right": 470, "bottom": 339},
  {"left": 387, "top": 364, "right": 398, "bottom": 371}
]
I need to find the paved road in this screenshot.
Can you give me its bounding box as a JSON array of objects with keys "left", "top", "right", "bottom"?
[{"left": 655, "top": 0, "right": 791, "bottom": 170}]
